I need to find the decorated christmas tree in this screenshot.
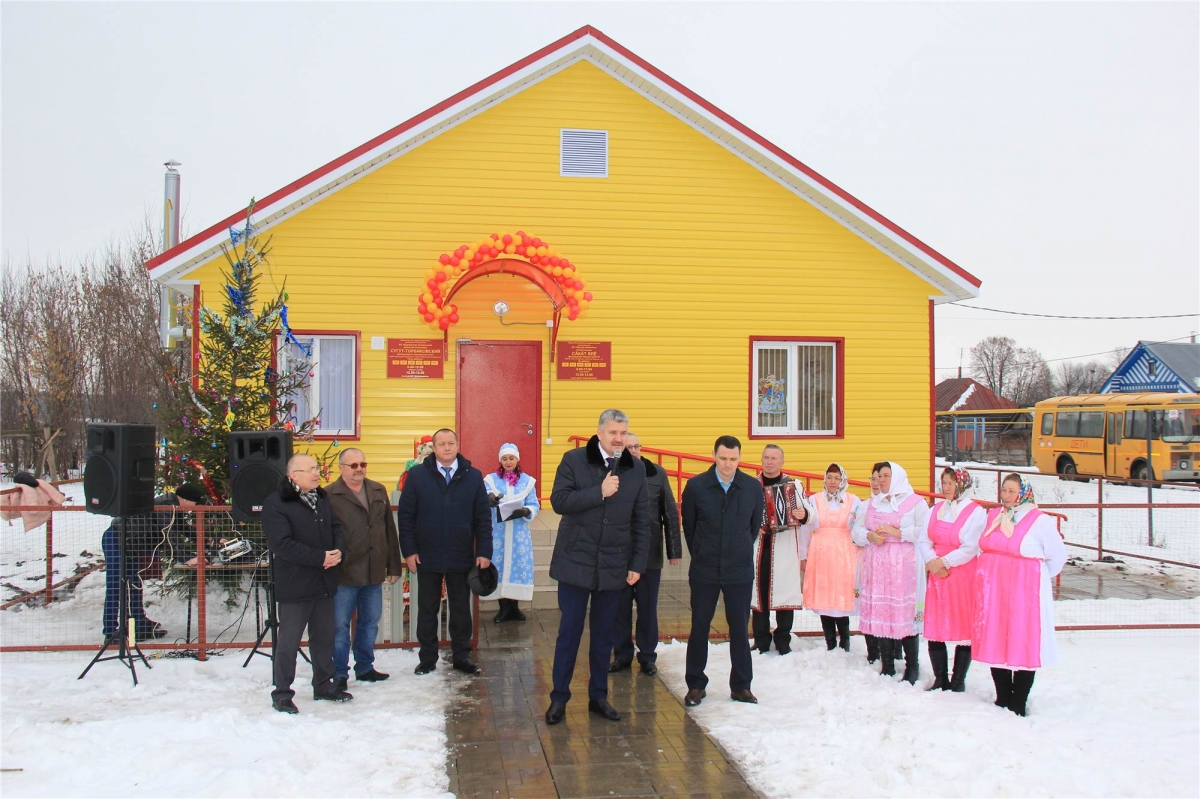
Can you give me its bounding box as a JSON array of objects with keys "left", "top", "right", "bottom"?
[{"left": 157, "top": 200, "right": 327, "bottom": 501}]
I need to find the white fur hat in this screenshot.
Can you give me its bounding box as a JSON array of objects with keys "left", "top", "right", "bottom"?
[{"left": 498, "top": 442, "right": 520, "bottom": 460}]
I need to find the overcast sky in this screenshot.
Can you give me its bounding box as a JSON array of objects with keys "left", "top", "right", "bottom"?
[{"left": 3, "top": 2, "right": 1197, "bottom": 377}]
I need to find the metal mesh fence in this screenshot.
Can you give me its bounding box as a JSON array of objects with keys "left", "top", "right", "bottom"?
[{"left": 0, "top": 483, "right": 467, "bottom": 660}]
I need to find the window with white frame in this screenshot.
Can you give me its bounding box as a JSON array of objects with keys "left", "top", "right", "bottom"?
[
  {"left": 280, "top": 334, "right": 357, "bottom": 436},
  {"left": 752, "top": 340, "right": 838, "bottom": 436}
]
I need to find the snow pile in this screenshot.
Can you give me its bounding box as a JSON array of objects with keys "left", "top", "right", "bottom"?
[
  {"left": 949, "top": 383, "right": 977, "bottom": 411},
  {"left": 0, "top": 649, "right": 454, "bottom": 797},
  {"left": 655, "top": 632, "right": 1199, "bottom": 798}
]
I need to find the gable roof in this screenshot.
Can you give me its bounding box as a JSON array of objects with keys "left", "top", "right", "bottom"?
[
  {"left": 935, "top": 377, "right": 1019, "bottom": 412},
  {"left": 1100, "top": 341, "right": 1199, "bottom": 393},
  {"left": 147, "top": 25, "right": 982, "bottom": 302}
]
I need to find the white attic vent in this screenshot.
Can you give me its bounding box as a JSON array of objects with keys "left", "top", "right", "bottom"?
[{"left": 560, "top": 129, "right": 608, "bottom": 178}]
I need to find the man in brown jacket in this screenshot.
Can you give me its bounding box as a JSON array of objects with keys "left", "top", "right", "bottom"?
[{"left": 326, "top": 448, "right": 403, "bottom": 690}]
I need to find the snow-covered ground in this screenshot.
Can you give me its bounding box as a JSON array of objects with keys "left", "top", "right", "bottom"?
[
  {"left": 656, "top": 628, "right": 1200, "bottom": 798},
  {"left": 0, "top": 648, "right": 455, "bottom": 798}
]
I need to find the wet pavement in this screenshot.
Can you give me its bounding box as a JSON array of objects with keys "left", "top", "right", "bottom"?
[{"left": 445, "top": 602, "right": 758, "bottom": 799}]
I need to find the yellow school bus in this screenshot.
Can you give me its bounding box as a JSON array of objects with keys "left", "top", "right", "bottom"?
[{"left": 1032, "top": 393, "right": 1200, "bottom": 482}]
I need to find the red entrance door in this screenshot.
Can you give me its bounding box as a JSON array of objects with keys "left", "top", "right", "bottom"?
[{"left": 456, "top": 341, "right": 541, "bottom": 485}]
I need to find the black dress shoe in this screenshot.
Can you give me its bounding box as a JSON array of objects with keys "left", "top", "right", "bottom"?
[
  {"left": 356, "top": 669, "right": 390, "bottom": 682},
  {"left": 544, "top": 700, "right": 566, "bottom": 724},
  {"left": 414, "top": 662, "right": 436, "bottom": 675},
  {"left": 776, "top": 642, "right": 792, "bottom": 656},
  {"left": 608, "top": 660, "right": 632, "bottom": 673},
  {"left": 453, "top": 661, "right": 481, "bottom": 676},
  {"left": 272, "top": 697, "right": 299, "bottom": 714},
  {"left": 314, "top": 689, "right": 354, "bottom": 702},
  {"left": 333, "top": 677, "right": 348, "bottom": 692},
  {"left": 587, "top": 698, "right": 621, "bottom": 721},
  {"left": 684, "top": 688, "right": 706, "bottom": 707},
  {"left": 639, "top": 662, "right": 658, "bottom": 676},
  {"left": 730, "top": 689, "right": 758, "bottom": 704}
]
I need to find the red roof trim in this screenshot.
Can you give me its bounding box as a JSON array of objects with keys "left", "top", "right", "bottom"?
[{"left": 148, "top": 24, "right": 980, "bottom": 290}]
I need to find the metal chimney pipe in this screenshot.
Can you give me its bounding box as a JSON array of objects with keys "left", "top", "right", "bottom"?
[
  {"left": 160, "top": 160, "right": 185, "bottom": 348},
  {"left": 163, "top": 160, "right": 181, "bottom": 251}
]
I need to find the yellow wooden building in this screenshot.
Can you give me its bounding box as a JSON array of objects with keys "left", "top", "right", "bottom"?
[{"left": 148, "top": 26, "right": 981, "bottom": 495}]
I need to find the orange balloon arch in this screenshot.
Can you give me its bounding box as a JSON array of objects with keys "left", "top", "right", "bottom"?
[{"left": 415, "top": 231, "right": 592, "bottom": 332}]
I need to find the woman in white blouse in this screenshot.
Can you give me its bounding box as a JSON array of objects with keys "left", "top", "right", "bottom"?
[
  {"left": 972, "top": 474, "right": 1067, "bottom": 716},
  {"left": 853, "top": 461, "right": 929, "bottom": 683},
  {"left": 918, "top": 466, "right": 984, "bottom": 691}
]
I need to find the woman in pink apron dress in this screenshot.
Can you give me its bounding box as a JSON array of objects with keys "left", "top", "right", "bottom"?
[
  {"left": 918, "top": 466, "right": 984, "bottom": 691},
  {"left": 972, "top": 474, "right": 1067, "bottom": 716},
  {"left": 803, "top": 464, "right": 862, "bottom": 652},
  {"left": 853, "top": 461, "right": 929, "bottom": 683}
]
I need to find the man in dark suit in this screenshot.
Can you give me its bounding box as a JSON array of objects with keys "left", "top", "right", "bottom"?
[
  {"left": 261, "top": 454, "right": 350, "bottom": 714},
  {"left": 398, "top": 428, "right": 492, "bottom": 676},
  {"left": 544, "top": 409, "right": 650, "bottom": 725},
  {"left": 681, "top": 436, "right": 764, "bottom": 707},
  {"left": 609, "top": 432, "right": 682, "bottom": 676}
]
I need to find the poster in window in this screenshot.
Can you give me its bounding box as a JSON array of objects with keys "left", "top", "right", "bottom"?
[
  {"left": 757, "top": 373, "right": 787, "bottom": 415},
  {"left": 557, "top": 341, "right": 611, "bottom": 380},
  {"left": 387, "top": 339, "right": 444, "bottom": 379}
]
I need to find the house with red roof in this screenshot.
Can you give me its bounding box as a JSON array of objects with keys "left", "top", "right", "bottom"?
[{"left": 149, "top": 26, "right": 981, "bottom": 495}]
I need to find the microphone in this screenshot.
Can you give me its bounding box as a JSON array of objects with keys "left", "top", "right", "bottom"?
[{"left": 609, "top": 447, "right": 623, "bottom": 476}]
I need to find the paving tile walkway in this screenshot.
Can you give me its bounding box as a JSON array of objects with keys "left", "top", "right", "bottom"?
[{"left": 445, "top": 604, "right": 759, "bottom": 799}]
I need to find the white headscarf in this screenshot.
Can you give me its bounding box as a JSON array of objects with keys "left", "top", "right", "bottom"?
[{"left": 872, "top": 461, "right": 915, "bottom": 511}]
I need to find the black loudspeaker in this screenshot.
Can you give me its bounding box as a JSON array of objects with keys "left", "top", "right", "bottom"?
[
  {"left": 83, "top": 423, "right": 157, "bottom": 517},
  {"left": 229, "top": 431, "right": 293, "bottom": 523}
]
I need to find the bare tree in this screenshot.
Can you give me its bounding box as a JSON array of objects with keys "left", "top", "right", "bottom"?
[
  {"left": 1054, "top": 360, "right": 1108, "bottom": 396},
  {"left": 0, "top": 224, "right": 170, "bottom": 478},
  {"left": 969, "top": 335, "right": 1054, "bottom": 407}
]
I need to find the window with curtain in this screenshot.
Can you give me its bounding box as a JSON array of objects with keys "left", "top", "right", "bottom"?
[
  {"left": 751, "top": 339, "right": 839, "bottom": 436},
  {"left": 281, "top": 333, "right": 357, "bottom": 437}
]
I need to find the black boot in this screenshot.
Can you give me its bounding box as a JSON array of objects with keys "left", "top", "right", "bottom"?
[
  {"left": 991, "top": 667, "right": 1013, "bottom": 710},
  {"left": 820, "top": 616, "right": 837, "bottom": 651},
  {"left": 901, "top": 636, "right": 920, "bottom": 684},
  {"left": 865, "top": 634, "right": 880, "bottom": 664},
  {"left": 949, "top": 645, "right": 972, "bottom": 692},
  {"left": 880, "top": 638, "right": 896, "bottom": 677},
  {"left": 835, "top": 617, "right": 852, "bottom": 652},
  {"left": 926, "top": 641, "right": 949, "bottom": 691},
  {"left": 506, "top": 599, "right": 526, "bottom": 622},
  {"left": 493, "top": 600, "right": 512, "bottom": 624},
  {"left": 1010, "top": 670, "right": 1036, "bottom": 717}
]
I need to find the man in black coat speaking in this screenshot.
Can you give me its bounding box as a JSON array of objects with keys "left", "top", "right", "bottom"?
[
  {"left": 681, "top": 435, "right": 764, "bottom": 708},
  {"left": 261, "top": 453, "right": 350, "bottom": 714},
  {"left": 398, "top": 428, "right": 492, "bottom": 676},
  {"left": 544, "top": 409, "right": 650, "bottom": 725}
]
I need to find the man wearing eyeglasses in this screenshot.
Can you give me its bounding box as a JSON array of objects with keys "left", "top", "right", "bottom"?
[
  {"left": 261, "top": 453, "right": 349, "bottom": 714},
  {"left": 326, "top": 448, "right": 402, "bottom": 691}
]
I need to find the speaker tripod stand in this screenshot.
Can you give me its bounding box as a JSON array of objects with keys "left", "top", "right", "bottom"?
[
  {"left": 80, "top": 518, "right": 151, "bottom": 686},
  {"left": 243, "top": 553, "right": 308, "bottom": 667}
]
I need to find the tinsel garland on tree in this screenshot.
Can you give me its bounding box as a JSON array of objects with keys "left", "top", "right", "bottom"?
[{"left": 155, "top": 200, "right": 337, "bottom": 604}]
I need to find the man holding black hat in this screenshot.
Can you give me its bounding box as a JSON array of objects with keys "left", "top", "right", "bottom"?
[
  {"left": 100, "top": 481, "right": 208, "bottom": 642},
  {"left": 397, "top": 428, "right": 492, "bottom": 676}
]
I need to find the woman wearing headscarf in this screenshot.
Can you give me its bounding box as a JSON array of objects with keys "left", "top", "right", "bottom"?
[
  {"left": 803, "top": 464, "right": 862, "bottom": 652},
  {"left": 852, "top": 461, "right": 929, "bottom": 683},
  {"left": 482, "top": 443, "right": 540, "bottom": 623},
  {"left": 919, "top": 466, "right": 984, "bottom": 691},
  {"left": 973, "top": 473, "right": 1067, "bottom": 716}
]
